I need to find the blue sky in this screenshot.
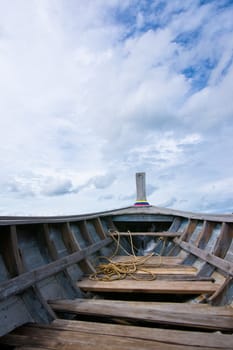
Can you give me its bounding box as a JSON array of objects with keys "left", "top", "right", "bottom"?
[{"left": 0, "top": 0, "right": 233, "bottom": 215}]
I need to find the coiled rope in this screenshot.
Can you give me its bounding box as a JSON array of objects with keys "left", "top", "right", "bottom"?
[{"left": 89, "top": 230, "right": 164, "bottom": 281}]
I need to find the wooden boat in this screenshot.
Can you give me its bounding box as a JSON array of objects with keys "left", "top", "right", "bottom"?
[{"left": 0, "top": 173, "right": 232, "bottom": 349}]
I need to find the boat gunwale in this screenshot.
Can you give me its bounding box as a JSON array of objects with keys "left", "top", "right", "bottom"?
[{"left": 0, "top": 205, "right": 233, "bottom": 226}]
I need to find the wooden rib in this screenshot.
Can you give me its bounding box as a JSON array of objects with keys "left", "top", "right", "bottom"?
[
  {"left": 79, "top": 220, "right": 94, "bottom": 244},
  {"left": 42, "top": 223, "right": 80, "bottom": 297},
  {"left": 49, "top": 299, "right": 233, "bottom": 330},
  {"left": 108, "top": 231, "right": 182, "bottom": 237},
  {"left": 61, "top": 223, "right": 95, "bottom": 274},
  {"left": 212, "top": 223, "right": 233, "bottom": 257},
  {"left": 175, "top": 239, "right": 233, "bottom": 276},
  {"left": 3, "top": 225, "right": 25, "bottom": 276},
  {"left": 197, "top": 223, "right": 233, "bottom": 276},
  {"left": 169, "top": 219, "right": 197, "bottom": 256},
  {"left": 180, "top": 219, "right": 199, "bottom": 242},
  {"left": 93, "top": 218, "right": 106, "bottom": 239},
  {"left": 0, "top": 237, "right": 112, "bottom": 300},
  {"left": 168, "top": 217, "right": 182, "bottom": 232},
  {"left": 195, "top": 221, "right": 215, "bottom": 249},
  {"left": 207, "top": 276, "right": 233, "bottom": 304},
  {"left": 43, "top": 224, "right": 59, "bottom": 260},
  {"left": 77, "top": 278, "right": 219, "bottom": 294},
  {"left": 182, "top": 221, "right": 214, "bottom": 265},
  {"left": 7, "top": 225, "right": 55, "bottom": 323}
]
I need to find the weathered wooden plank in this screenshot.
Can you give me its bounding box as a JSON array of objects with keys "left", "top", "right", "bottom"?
[
  {"left": 134, "top": 266, "right": 197, "bottom": 275},
  {"left": 175, "top": 239, "right": 233, "bottom": 276},
  {"left": 5, "top": 319, "right": 232, "bottom": 350},
  {"left": 0, "top": 237, "right": 112, "bottom": 301},
  {"left": 48, "top": 319, "right": 233, "bottom": 349},
  {"left": 112, "top": 255, "right": 183, "bottom": 265},
  {"left": 77, "top": 278, "right": 219, "bottom": 294},
  {"left": 50, "top": 299, "right": 233, "bottom": 330},
  {"left": 108, "top": 231, "right": 182, "bottom": 237},
  {"left": 1, "top": 329, "right": 214, "bottom": 350}
]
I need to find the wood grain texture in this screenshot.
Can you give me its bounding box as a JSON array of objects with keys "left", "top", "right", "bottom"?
[
  {"left": 176, "top": 239, "right": 233, "bottom": 276},
  {"left": 50, "top": 298, "right": 233, "bottom": 330},
  {"left": 112, "top": 256, "right": 183, "bottom": 265},
  {"left": 2, "top": 319, "right": 233, "bottom": 350},
  {"left": 77, "top": 278, "right": 219, "bottom": 294},
  {"left": 0, "top": 238, "right": 111, "bottom": 300}
]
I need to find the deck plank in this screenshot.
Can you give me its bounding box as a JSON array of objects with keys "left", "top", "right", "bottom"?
[
  {"left": 50, "top": 298, "right": 233, "bottom": 331},
  {"left": 0, "top": 328, "right": 216, "bottom": 350},
  {"left": 50, "top": 319, "right": 233, "bottom": 349},
  {"left": 3, "top": 319, "right": 233, "bottom": 350},
  {"left": 77, "top": 278, "right": 219, "bottom": 294},
  {"left": 133, "top": 266, "right": 197, "bottom": 275},
  {"left": 111, "top": 256, "right": 183, "bottom": 265}
]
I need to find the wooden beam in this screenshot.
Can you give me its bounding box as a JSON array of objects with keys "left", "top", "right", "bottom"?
[
  {"left": 49, "top": 299, "right": 233, "bottom": 331},
  {"left": 48, "top": 319, "right": 233, "bottom": 349},
  {"left": 175, "top": 239, "right": 233, "bottom": 276},
  {"left": 77, "top": 278, "right": 219, "bottom": 294},
  {"left": 0, "top": 330, "right": 216, "bottom": 350},
  {"left": 108, "top": 231, "right": 182, "bottom": 237},
  {"left": 132, "top": 266, "right": 197, "bottom": 275},
  {"left": 3, "top": 318, "right": 233, "bottom": 349},
  {"left": 112, "top": 256, "right": 183, "bottom": 265},
  {"left": 0, "top": 237, "right": 112, "bottom": 301}
]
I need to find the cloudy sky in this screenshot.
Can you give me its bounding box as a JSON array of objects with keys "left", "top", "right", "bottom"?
[{"left": 0, "top": 0, "right": 233, "bottom": 216}]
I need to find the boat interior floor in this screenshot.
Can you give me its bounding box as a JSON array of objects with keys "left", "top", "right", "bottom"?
[
  {"left": 0, "top": 212, "right": 233, "bottom": 350},
  {"left": 1, "top": 252, "right": 233, "bottom": 350}
]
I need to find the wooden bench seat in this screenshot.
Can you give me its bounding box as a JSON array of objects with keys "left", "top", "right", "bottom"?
[
  {"left": 111, "top": 256, "right": 183, "bottom": 266},
  {"left": 2, "top": 319, "right": 232, "bottom": 349},
  {"left": 50, "top": 298, "right": 233, "bottom": 331},
  {"left": 77, "top": 278, "right": 219, "bottom": 294}
]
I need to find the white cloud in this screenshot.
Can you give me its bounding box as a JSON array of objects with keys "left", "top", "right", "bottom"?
[{"left": 0, "top": 1, "right": 233, "bottom": 215}]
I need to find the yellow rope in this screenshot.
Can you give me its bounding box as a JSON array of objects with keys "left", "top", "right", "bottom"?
[{"left": 89, "top": 230, "right": 157, "bottom": 281}]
